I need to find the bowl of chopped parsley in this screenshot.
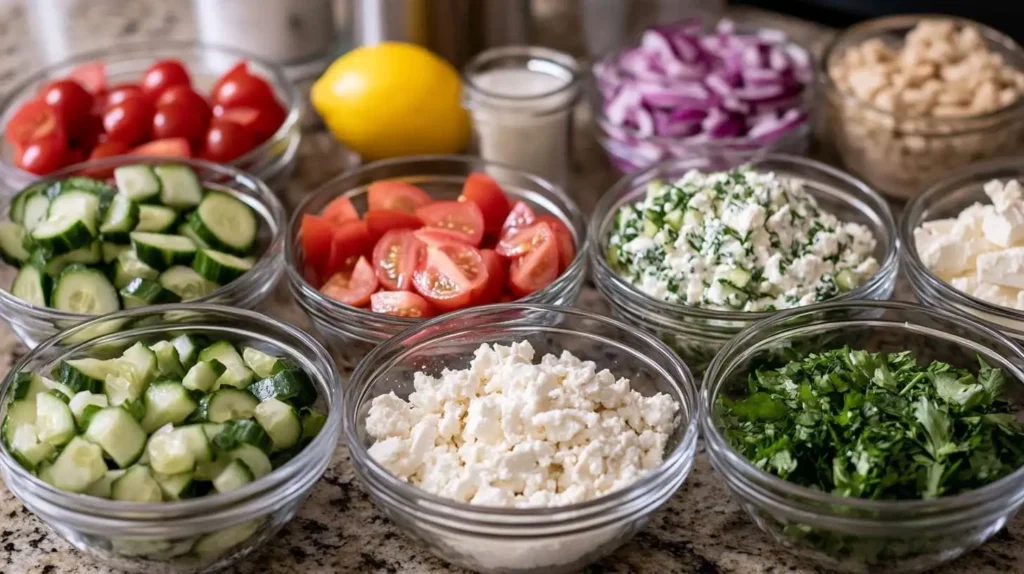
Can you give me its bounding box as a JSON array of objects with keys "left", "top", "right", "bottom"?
[
  {"left": 588, "top": 154, "right": 898, "bottom": 376},
  {"left": 702, "top": 300, "right": 1024, "bottom": 573}
]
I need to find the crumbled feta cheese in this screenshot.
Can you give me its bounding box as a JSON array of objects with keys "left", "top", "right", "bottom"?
[
  {"left": 364, "top": 341, "right": 679, "bottom": 508},
  {"left": 605, "top": 167, "right": 880, "bottom": 311},
  {"left": 977, "top": 247, "right": 1024, "bottom": 289}
]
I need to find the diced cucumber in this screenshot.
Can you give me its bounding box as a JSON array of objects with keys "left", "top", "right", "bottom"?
[
  {"left": 69, "top": 391, "right": 109, "bottom": 426},
  {"left": 725, "top": 267, "right": 751, "bottom": 289},
  {"left": 198, "top": 341, "right": 253, "bottom": 389},
  {"left": 57, "top": 357, "right": 118, "bottom": 393},
  {"left": 194, "top": 457, "right": 229, "bottom": 481},
  {"left": 187, "top": 192, "right": 257, "bottom": 254},
  {"left": 39, "top": 437, "right": 106, "bottom": 493},
  {"left": 140, "top": 381, "right": 197, "bottom": 433},
  {"left": 0, "top": 221, "right": 29, "bottom": 264},
  {"left": 103, "top": 342, "right": 157, "bottom": 405},
  {"left": 192, "top": 520, "right": 260, "bottom": 557},
  {"left": 3, "top": 399, "right": 36, "bottom": 437},
  {"left": 130, "top": 232, "right": 196, "bottom": 270},
  {"left": 85, "top": 469, "right": 126, "bottom": 498},
  {"left": 38, "top": 242, "right": 103, "bottom": 276},
  {"left": 9, "top": 182, "right": 50, "bottom": 224},
  {"left": 99, "top": 193, "right": 140, "bottom": 241},
  {"left": 202, "top": 423, "right": 226, "bottom": 440},
  {"left": 115, "top": 165, "right": 161, "bottom": 204},
  {"left": 47, "top": 190, "right": 100, "bottom": 233},
  {"left": 136, "top": 204, "right": 178, "bottom": 233},
  {"left": 177, "top": 222, "right": 209, "bottom": 249},
  {"left": 665, "top": 209, "right": 685, "bottom": 231},
  {"left": 241, "top": 348, "right": 281, "bottom": 379},
  {"left": 205, "top": 389, "right": 259, "bottom": 423},
  {"left": 836, "top": 268, "right": 857, "bottom": 292},
  {"left": 211, "top": 419, "right": 271, "bottom": 453},
  {"left": 192, "top": 249, "right": 253, "bottom": 284},
  {"left": 147, "top": 430, "right": 196, "bottom": 475},
  {"left": 121, "top": 398, "right": 147, "bottom": 422},
  {"left": 300, "top": 407, "right": 327, "bottom": 441},
  {"left": 175, "top": 424, "right": 214, "bottom": 463},
  {"left": 155, "top": 164, "right": 203, "bottom": 209},
  {"left": 10, "top": 264, "right": 51, "bottom": 307},
  {"left": 11, "top": 372, "right": 61, "bottom": 403},
  {"left": 30, "top": 213, "right": 95, "bottom": 255},
  {"left": 213, "top": 459, "right": 254, "bottom": 493},
  {"left": 120, "top": 277, "right": 181, "bottom": 309},
  {"left": 255, "top": 398, "right": 301, "bottom": 451},
  {"left": 155, "top": 471, "right": 195, "bottom": 500},
  {"left": 159, "top": 265, "right": 218, "bottom": 300},
  {"left": 114, "top": 249, "right": 159, "bottom": 288},
  {"left": 182, "top": 360, "right": 226, "bottom": 393},
  {"left": 3, "top": 401, "right": 54, "bottom": 470},
  {"left": 111, "top": 465, "right": 163, "bottom": 502},
  {"left": 150, "top": 341, "right": 184, "bottom": 378},
  {"left": 50, "top": 264, "right": 120, "bottom": 314},
  {"left": 84, "top": 406, "right": 148, "bottom": 468},
  {"left": 249, "top": 369, "right": 316, "bottom": 408},
  {"left": 35, "top": 390, "right": 76, "bottom": 446},
  {"left": 171, "top": 334, "right": 204, "bottom": 369},
  {"left": 228, "top": 443, "right": 272, "bottom": 479},
  {"left": 102, "top": 242, "right": 130, "bottom": 263}
]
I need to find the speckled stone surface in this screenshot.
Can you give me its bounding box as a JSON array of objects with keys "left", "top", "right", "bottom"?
[{"left": 0, "top": 1, "right": 1021, "bottom": 573}]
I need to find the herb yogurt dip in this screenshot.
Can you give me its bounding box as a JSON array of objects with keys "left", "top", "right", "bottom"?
[{"left": 607, "top": 167, "right": 879, "bottom": 312}]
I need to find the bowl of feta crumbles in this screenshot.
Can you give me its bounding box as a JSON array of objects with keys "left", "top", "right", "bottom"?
[
  {"left": 588, "top": 154, "right": 899, "bottom": 375},
  {"left": 903, "top": 156, "right": 1024, "bottom": 339},
  {"left": 343, "top": 304, "right": 700, "bottom": 574}
]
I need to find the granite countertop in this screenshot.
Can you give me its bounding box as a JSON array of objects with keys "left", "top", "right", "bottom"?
[{"left": 0, "top": 1, "right": 1022, "bottom": 573}]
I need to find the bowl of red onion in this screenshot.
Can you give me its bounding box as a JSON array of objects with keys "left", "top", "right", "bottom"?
[{"left": 593, "top": 19, "right": 815, "bottom": 173}]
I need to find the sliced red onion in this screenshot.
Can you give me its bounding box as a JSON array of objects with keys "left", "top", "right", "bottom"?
[
  {"left": 747, "top": 108, "right": 807, "bottom": 142},
  {"left": 604, "top": 85, "right": 641, "bottom": 125},
  {"left": 637, "top": 81, "right": 714, "bottom": 109},
  {"left": 653, "top": 109, "right": 704, "bottom": 137}
]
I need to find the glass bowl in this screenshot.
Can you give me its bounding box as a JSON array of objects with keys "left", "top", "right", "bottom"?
[
  {"left": 821, "top": 15, "right": 1024, "bottom": 199},
  {"left": 284, "top": 155, "right": 588, "bottom": 371},
  {"left": 701, "top": 301, "right": 1024, "bottom": 573},
  {"left": 588, "top": 153, "right": 899, "bottom": 376},
  {"left": 0, "top": 304, "right": 342, "bottom": 573},
  {"left": 901, "top": 156, "right": 1024, "bottom": 339},
  {"left": 0, "top": 155, "right": 286, "bottom": 348},
  {"left": 344, "top": 304, "right": 700, "bottom": 574},
  {"left": 0, "top": 41, "right": 302, "bottom": 194}
]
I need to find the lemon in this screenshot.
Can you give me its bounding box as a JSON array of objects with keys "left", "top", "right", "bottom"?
[{"left": 311, "top": 43, "right": 470, "bottom": 161}]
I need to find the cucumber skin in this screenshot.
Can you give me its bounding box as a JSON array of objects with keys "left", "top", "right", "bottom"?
[
  {"left": 192, "top": 249, "right": 251, "bottom": 284},
  {"left": 120, "top": 277, "right": 182, "bottom": 309},
  {"left": 55, "top": 361, "right": 106, "bottom": 394},
  {"left": 31, "top": 218, "right": 95, "bottom": 256},
  {"left": 211, "top": 419, "right": 272, "bottom": 453},
  {"left": 249, "top": 369, "right": 317, "bottom": 408},
  {"left": 130, "top": 233, "right": 197, "bottom": 270}
]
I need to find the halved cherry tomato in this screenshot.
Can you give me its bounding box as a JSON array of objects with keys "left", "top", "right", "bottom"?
[
  {"left": 370, "top": 291, "right": 435, "bottom": 318},
  {"left": 372, "top": 229, "right": 424, "bottom": 291},
  {"left": 214, "top": 102, "right": 285, "bottom": 143},
  {"left": 141, "top": 59, "right": 191, "bottom": 101},
  {"left": 103, "top": 98, "right": 152, "bottom": 144},
  {"left": 367, "top": 181, "right": 432, "bottom": 213},
  {"left": 322, "top": 196, "right": 359, "bottom": 225},
  {"left": 68, "top": 62, "right": 106, "bottom": 95},
  {"left": 366, "top": 209, "right": 422, "bottom": 242},
  {"left": 15, "top": 137, "right": 68, "bottom": 175},
  {"left": 39, "top": 79, "right": 93, "bottom": 138},
  {"left": 509, "top": 232, "right": 560, "bottom": 297},
  {"left": 103, "top": 83, "right": 145, "bottom": 110},
  {"left": 500, "top": 201, "right": 537, "bottom": 238},
  {"left": 300, "top": 214, "right": 335, "bottom": 273},
  {"left": 212, "top": 71, "right": 277, "bottom": 110},
  {"left": 536, "top": 215, "right": 575, "bottom": 270},
  {"left": 320, "top": 256, "right": 378, "bottom": 307},
  {"left": 5, "top": 100, "right": 64, "bottom": 147},
  {"left": 495, "top": 221, "right": 555, "bottom": 259},
  {"left": 474, "top": 248, "right": 508, "bottom": 305},
  {"left": 199, "top": 118, "right": 255, "bottom": 163},
  {"left": 460, "top": 173, "right": 510, "bottom": 234},
  {"left": 415, "top": 200, "right": 485, "bottom": 246},
  {"left": 325, "top": 220, "right": 372, "bottom": 277},
  {"left": 413, "top": 227, "right": 461, "bottom": 247},
  {"left": 129, "top": 137, "right": 191, "bottom": 158},
  {"left": 412, "top": 241, "right": 488, "bottom": 310}
]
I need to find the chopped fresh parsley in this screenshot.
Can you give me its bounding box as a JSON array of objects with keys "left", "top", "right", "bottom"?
[{"left": 719, "top": 347, "right": 1024, "bottom": 500}]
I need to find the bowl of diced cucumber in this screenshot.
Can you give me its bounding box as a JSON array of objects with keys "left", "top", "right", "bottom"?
[
  {"left": 0, "top": 156, "right": 286, "bottom": 348},
  {"left": 0, "top": 304, "right": 341, "bottom": 573}
]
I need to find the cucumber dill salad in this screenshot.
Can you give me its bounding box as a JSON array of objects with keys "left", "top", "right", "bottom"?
[
  {"left": 606, "top": 167, "right": 879, "bottom": 312},
  {"left": 0, "top": 164, "right": 260, "bottom": 314},
  {"left": 1, "top": 334, "right": 326, "bottom": 502}
]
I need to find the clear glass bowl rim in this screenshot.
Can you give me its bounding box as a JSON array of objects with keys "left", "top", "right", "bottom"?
[
  {"left": 343, "top": 302, "right": 701, "bottom": 522},
  {"left": 283, "top": 154, "right": 590, "bottom": 330},
  {"left": 0, "top": 303, "right": 342, "bottom": 529},
  {"left": 462, "top": 45, "right": 581, "bottom": 112},
  {"left": 819, "top": 14, "right": 1024, "bottom": 135},
  {"left": 587, "top": 153, "right": 900, "bottom": 323},
  {"left": 701, "top": 299, "right": 1024, "bottom": 515},
  {"left": 0, "top": 154, "right": 286, "bottom": 321},
  {"left": 0, "top": 39, "right": 301, "bottom": 181}
]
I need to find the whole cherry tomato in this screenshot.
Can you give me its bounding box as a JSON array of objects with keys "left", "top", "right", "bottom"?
[
  {"left": 152, "top": 86, "right": 211, "bottom": 145},
  {"left": 141, "top": 59, "right": 190, "bottom": 101},
  {"left": 212, "top": 72, "right": 276, "bottom": 109},
  {"left": 39, "top": 79, "right": 93, "bottom": 138},
  {"left": 103, "top": 83, "right": 145, "bottom": 110},
  {"left": 199, "top": 118, "right": 255, "bottom": 163},
  {"left": 16, "top": 137, "right": 68, "bottom": 175},
  {"left": 103, "top": 98, "right": 152, "bottom": 144}
]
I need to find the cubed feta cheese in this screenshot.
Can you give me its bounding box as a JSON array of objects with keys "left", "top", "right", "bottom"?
[
  {"left": 983, "top": 179, "right": 1024, "bottom": 213},
  {"left": 973, "top": 282, "right": 1022, "bottom": 308},
  {"left": 982, "top": 205, "right": 1024, "bottom": 247},
  {"left": 951, "top": 274, "right": 979, "bottom": 294},
  {"left": 919, "top": 235, "right": 974, "bottom": 277},
  {"left": 977, "top": 246, "right": 1024, "bottom": 289}
]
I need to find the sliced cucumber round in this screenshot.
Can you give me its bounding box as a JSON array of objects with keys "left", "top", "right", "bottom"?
[
  {"left": 130, "top": 232, "right": 196, "bottom": 270},
  {"left": 159, "top": 265, "right": 218, "bottom": 300},
  {"left": 115, "top": 165, "right": 161, "bottom": 204},
  {"left": 136, "top": 204, "right": 178, "bottom": 233},
  {"left": 120, "top": 277, "right": 182, "bottom": 309},
  {"left": 187, "top": 192, "right": 257, "bottom": 254},
  {"left": 0, "top": 221, "right": 30, "bottom": 264},
  {"left": 192, "top": 248, "right": 253, "bottom": 284},
  {"left": 50, "top": 264, "right": 120, "bottom": 315},
  {"left": 114, "top": 249, "right": 159, "bottom": 289},
  {"left": 48, "top": 190, "right": 100, "bottom": 233},
  {"left": 31, "top": 214, "right": 96, "bottom": 256},
  {"left": 9, "top": 182, "right": 50, "bottom": 224},
  {"left": 155, "top": 164, "right": 203, "bottom": 209},
  {"left": 10, "top": 264, "right": 51, "bottom": 307},
  {"left": 99, "top": 193, "right": 140, "bottom": 241}
]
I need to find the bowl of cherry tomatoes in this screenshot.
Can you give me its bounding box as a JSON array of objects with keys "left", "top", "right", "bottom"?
[
  {"left": 284, "top": 155, "right": 588, "bottom": 369},
  {"left": 0, "top": 41, "right": 301, "bottom": 194}
]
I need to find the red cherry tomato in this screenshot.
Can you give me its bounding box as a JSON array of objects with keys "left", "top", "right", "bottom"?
[
  {"left": 212, "top": 71, "right": 277, "bottom": 110},
  {"left": 412, "top": 241, "right": 488, "bottom": 311},
  {"left": 536, "top": 215, "right": 576, "bottom": 271},
  {"left": 68, "top": 62, "right": 106, "bottom": 94},
  {"left": 103, "top": 83, "right": 145, "bottom": 110},
  {"left": 199, "top": 118, "right": 255, "bottom": 163},
  {"left": 370, "top": 291, "right": 435, "bottom": 318},
  {"left": 214, "top": 102, "right": 285, "bottom": 143},
  {"left": 509, "top": 232, "right": 560, "bottom": 297},
  {"left": 88, "top": 140, "right": 130, "bottom": 160},
  {"left": 153, "top": 86, "right": 211, "bottom": 145},
  {"left": 73, "top": 114, "right": 106, "bottom": 155},
  {"left": 5, "top": 100, "right": 65, "bottom": 147},
  {"left": 210, "top": 62, "right": 248, "bottom": 98},
  {"left": 460, "top": 173, "right": 510, "bottom": 234},
  {"left": 103, "top": 98, "right": 152, "bottom": 144},
  {"left": 415, "top": 201, "right": 485, "bottom": 247},
  {"left": 500, "top": 201, "right": 537, "bottom": 239},
  {"left": 365, "top": 209, "right": 422, "bottom": 243},
  {"left": 300, "top": 214, "right": 335, "bottom": 273},
  {"left": 129, "top": 137, "right": 191, "bottom": 158},
  {"left": 320, "top": 256, "right": 378, "bottom": 307},
  {"left": 367, "top": 181, "right": 432, "bottom": 213},
  {"left": 372, "top": 229, "right": 425, "bottom": 291},
  {"left": 496, "top": 221, "right": 555, "bottom": 259},
  {"left": 63, "top": 147, "right": 85, "bottom": 166},
  {"left": 39, "top": 79, "right": 94, "bottom": 138},
  {"left": 475, "top": 248, "right": 508, "bottom": 304},
  {"left": 141, "top": 59, "right": 191, "bottom": 101},
  {"left": 326, "top": 220, "right": 373, "bottom": 277},
  {"left": 15, "top": 137, "right": 68, "bottom": 175}
]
